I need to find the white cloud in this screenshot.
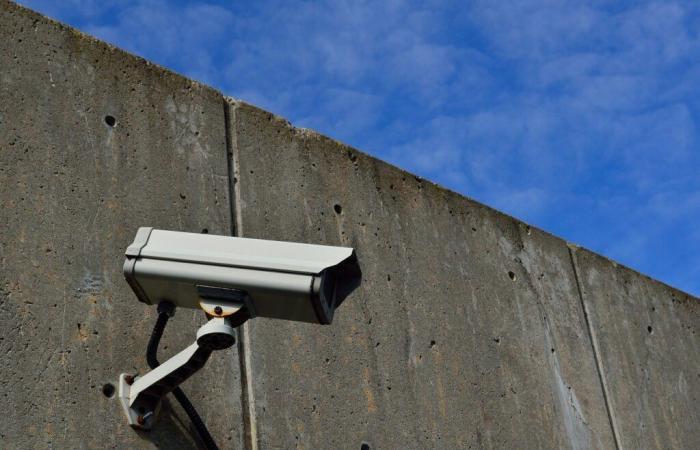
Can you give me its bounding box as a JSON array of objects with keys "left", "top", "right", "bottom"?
[{"left": 80, "top": 1, "right": 236, "bottom": 87}]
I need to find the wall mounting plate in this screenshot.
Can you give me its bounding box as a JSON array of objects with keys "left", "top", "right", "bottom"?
[{"left": 118, "top": 373, "right": 159, "bottom": 430}]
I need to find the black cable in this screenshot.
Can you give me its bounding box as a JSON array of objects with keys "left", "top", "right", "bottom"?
[{"left": 147, "top": 302, "right": 220, "bottom": 450}]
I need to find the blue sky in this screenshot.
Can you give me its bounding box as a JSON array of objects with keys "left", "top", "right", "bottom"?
[{"left": 18, "top": 0, "right": 700, "bottom": 296}]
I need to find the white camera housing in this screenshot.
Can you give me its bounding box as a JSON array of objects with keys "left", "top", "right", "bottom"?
[
  {"left": 118, "top": 227, "right": 361, "bottom": 431},
  {"left": 123, "top": 227, "right": 361, "bottom": 324}
]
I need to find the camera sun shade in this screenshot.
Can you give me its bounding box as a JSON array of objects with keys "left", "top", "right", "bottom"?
[{"left": 123, "top": 227, "right": 362, "bottom": 324}]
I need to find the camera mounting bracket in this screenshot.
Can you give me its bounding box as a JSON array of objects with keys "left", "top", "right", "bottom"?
[{"left": 118, "top": 302, "right": 243, "bottom": 430}]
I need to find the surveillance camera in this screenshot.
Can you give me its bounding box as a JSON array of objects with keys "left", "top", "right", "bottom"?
[
  {"left": 123, "top": 227, "right": 362, "bottom": 325},
  {"left": 118, "top": 228, "right": 362, "bottom": 433}
]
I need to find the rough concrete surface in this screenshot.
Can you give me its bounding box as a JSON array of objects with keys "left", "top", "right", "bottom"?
[
  {"left": 572, "top": 248, "right": 700, "bottom": 450},
  {"left": 227, "top": 100, "right": 617, "bottom": 450},
  {"left": 0, "top": 1, "right": 243, "bottom": 448},
  {"left": 2, "top": 1, "right": 700, "bottom": 449}
]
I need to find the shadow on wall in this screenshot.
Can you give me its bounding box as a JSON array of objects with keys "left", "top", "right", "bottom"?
[{"left": 134, "top": 398, "right": 202, "bottom": 450}]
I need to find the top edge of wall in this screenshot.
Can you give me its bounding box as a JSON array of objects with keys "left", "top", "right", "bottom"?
[
  {"left": 226, "top": 99, "right": 700, "bottom": 302},
  {"left": 6, "top": 0, "right": 697, "bottom": 302},
  {"left": 4, "top": 0, "right": 223, "bottom": 97}
]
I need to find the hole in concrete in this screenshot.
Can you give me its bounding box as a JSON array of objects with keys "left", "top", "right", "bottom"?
[
  {"left": 361, "top": 444, "right": 370, "bottom": 450},
  {"left": 508, "top": 271, "right": 516, "bottom": 281},
  {"left": 201, "top": 228, "right": 209, "bottom": 234},
  {"left": 334, "top": 204, "right": 343, "bottom": 214},
  {"left": 647, "top": 325, "right": 653, "bottom": 334},
  {"left": 430, "top": 340, "right": 436, "bottom": 348},
  {"left": 104, "top": 115, "right": 116, "bottom": 127},
  {"left": 102, "top": 383, "right": 115, "bottom": 398}
]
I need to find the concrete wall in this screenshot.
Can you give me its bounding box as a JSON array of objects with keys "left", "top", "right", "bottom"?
[
  {"left": 227, "top": 103, "right": 618, "bottom": 450},
  {"left": 571, "top": 249, "right": 699, "bottom": 449},
  {"left": 1, "top": 1, "right": 698, "bottom": 449},
  {"left": 0, "top": 1, "right": 242, "bottom": 448}
]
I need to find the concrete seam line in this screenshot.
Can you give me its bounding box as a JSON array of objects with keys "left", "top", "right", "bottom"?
[
  {"left": 223, "top": 97, "right": 238, "bottom": 238},
  {"left": 224, "top": 98, "right": 258, "bottom": 450},
  {"left": 568, "top": 245, "right": 622, "bottom": 450}
]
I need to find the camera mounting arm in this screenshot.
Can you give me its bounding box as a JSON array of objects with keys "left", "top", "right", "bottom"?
[{"left": 118, "top": 300, "right": 244, "bottom": 430}]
